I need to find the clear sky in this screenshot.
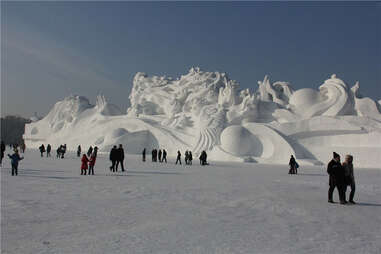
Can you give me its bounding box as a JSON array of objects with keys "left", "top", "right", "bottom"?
[{"left": 1, "top": 1, "right": 380, "bottom": 118}]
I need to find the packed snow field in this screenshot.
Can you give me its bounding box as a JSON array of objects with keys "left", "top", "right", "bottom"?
[{"left": 1, "top": 149, "right": 381, "bottom": 254}]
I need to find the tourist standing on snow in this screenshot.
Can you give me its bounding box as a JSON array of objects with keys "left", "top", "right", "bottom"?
[
  {"left": 61, "top": 144, "right": 67, "bottom": 158},
  {"left": 200, "top": 151, "right": 208, "bottom": 165},
  {"left": 289, "top": 155, "right": 297, "bottom": 174},
  {"left": 77, "top": 145, "right": 81, "bottom": 157},
  {"left": 88, "top": 152, "right": 96, "bottom": 175},
  {"left": 116, "top": 144, "right": 125, "bottom": 172},
  {"left": 56, "top": 146, "right": 61, "bottom": 158},
  {"left": 188, "top": 151, "right": 193, "bottom": 165},
  {"left": 158, "top": 149, "right": 162, "bottom": 162},
  {"left": 162, "top": 149, "right": 167, "bottom": 163},
  {"left": 39, "top": 144, "right": 45, "bottom": 157},
  {"left": 343, "top": 155, "right": 356, "bottom": 204},
  {"left": 93, "top": 146, "right": 98, "bottom": 158},
  {"left": 185, "top": 151, "right": 189, "bottom": 165},
  {"left": 1, "top": 141, "right": 5, "bottom": 166},
  {"left": 21, "top": 143, "right": 26, "bottom": 153},
  {"left": 176, "top": 150, "right": 182, "bottom": 165},
  {"left": 327, "top": 152, "right": 347, "bottom": 204},
  {"left": 81, "top": 154, "right": 89, "bottom": 175},
  {"left": 142, "top": 148, "right": 146, "bottom": 162},
  {"left": 87, "top": 146, "right": 93, "bottom": 157},
  {"left": 46, "top": 144, "right": 51, "bottom": 157},
  {"left": 109, "top": 145, "right": 118, "bottom": 172},
  {"left": 8, "top": 149, "right": 23, "bottom": 176}
]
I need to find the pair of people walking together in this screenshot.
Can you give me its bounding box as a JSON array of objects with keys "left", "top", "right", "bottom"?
[{"left": 327, "top": 152, "right": 356, "bottom": 204}]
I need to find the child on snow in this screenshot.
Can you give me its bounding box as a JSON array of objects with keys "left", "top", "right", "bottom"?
[
  {"left": 8, "top": 149, "right": 24, "bottom": 176},
  {"left": 81, "top": 154, "right": 89, "bottom": 175}
]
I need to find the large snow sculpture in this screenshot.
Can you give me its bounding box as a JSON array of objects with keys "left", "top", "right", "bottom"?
[{"left": 24, "top": 68, "right": 381, "bottom": 168}]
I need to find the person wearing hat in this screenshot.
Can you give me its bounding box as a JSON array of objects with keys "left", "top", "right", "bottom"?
[{"left": 327, "top": 152, "right": 347, "bottom": 204}]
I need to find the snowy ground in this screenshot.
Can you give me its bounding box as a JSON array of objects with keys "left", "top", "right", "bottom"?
[{"left": 1, "top": 149, "right": 381, "bottom": 254}]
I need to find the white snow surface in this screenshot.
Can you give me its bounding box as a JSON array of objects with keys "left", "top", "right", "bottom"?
[
  {"left": 24, "top": 69, "right": 381, "bottom": 168},
  {"left": 1, "top": 149, "right": 381, "bottom": 254}
]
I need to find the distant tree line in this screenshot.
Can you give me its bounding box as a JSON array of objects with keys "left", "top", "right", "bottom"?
[{"left": 0, "top": 115, "right": 31, "bottom": 145}]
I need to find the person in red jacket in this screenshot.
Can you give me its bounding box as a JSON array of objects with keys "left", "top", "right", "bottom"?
[
  {"left": 81, "top": 154, "right": 89, "bottom": 175},
  {"left": 88, "top": 153, "right": 96, "bottom": 175}
]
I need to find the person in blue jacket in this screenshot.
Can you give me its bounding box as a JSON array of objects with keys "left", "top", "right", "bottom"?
[{"left": 8, "top": 149, "right": 24, "bottom": 176}]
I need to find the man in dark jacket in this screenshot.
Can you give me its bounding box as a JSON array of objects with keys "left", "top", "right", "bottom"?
[
  {"left": 39, "top": 144, "right": 45, "bottom": 157},
  {"left": 176, "top": 150, "right": 182, "bottom": 165},
  {"left": 46, "top": 144, "right": 51, "bottom": 157},
  {"left": 289, "top": 155, "right": 296, "bottom": 174},
  {"left": 109, "top": 145, "right": 118, "bottom": 172},
  {"left": 116, "top": 144, "right": 125, "bottom": 172},
  {"left": 327, "top": 152, "right": 347, "bottom": 204},
  {"left": 162, "top": 149, "right": 167, "bottom": 163}
]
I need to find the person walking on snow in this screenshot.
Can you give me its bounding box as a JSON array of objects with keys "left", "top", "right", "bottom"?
[
  {"left": 88, "top": 152, "right": 96, "bottom": 175},
  {"left": 176, "top": 150, "right": 182, "bottom": 165},
  {"left": 109, "top": 145, "right": 118, "bottom": 172},
  {"left": 39, "top": 144, "right": 45, "bottom": 157},
  {"left": 142, "top": 148, "right": 146, "bottom": 162},
  {"left": 343, "top": 155, "right": 356, "bottom": 204},
  {"left": 61, "top": 144, "right": 67, "bottom": 159},
  {"left": 327, "top": 152, "right": 347, "bottom": 204},
  {"left": 8, "top": 149, "right": 23, "bottom": 176},
  {"left": 158, "top": 149, "right": 162, "bottom": 162},
  {"left": 77, "top": 145, "right": 81, "bottom": 157},
  {"left": 162, "top": 149, "right": 167, "bottom": 163},
  {"left": 87, "top": 146, "right": 93, "bottom": 157},
  {"left": 116, "top": 144, "right": 125, "bottom": 172},
  {"left": 81, "top": 154, "right": 89, "bottom": 175},
  {"left": 288, "top": 155, "right": 297, "bottom": 174},
  {"left": 46, "top": 144, "right": 51, "bottom": 157}
]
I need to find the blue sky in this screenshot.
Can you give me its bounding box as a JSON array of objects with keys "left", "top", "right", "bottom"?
[{"left": 1, "top": 1, "right": 380, "bottom": 117}]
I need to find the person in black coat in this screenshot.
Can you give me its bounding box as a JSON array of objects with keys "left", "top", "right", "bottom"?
[
  {"left": 199, "top": 151, "right": 208, "bottom": 165},
  {"left": 176, "top": 150, "right": 182, "bottom": 165},
  {"left": 77, "top": 145, "right": 81, "bottom": 157},
  {"left": 0, "top": 141, "right": 5, "bottom": 166},
  {"left": 87, "top": 146, "right": 93, "bottom": 157},
  {"left": 116, "top": 144, "right": 125, "bottom": 172},
  {"left": 327, "top": 152, "right": 347, "bottom": 204},
  {"left": 39, "top": 144, "right": 45, "bottom": 157},
  {"left": 162, "top": 149, "right": 167, "bottom": 163},
  {"left": 158, "top": 149, "right": 162, "bottom": 162},
  {"left": 46, "top": 144, "right": 52, "bottom": 157},
  {"left": 289, "top": 155, "right": 296, "bottom": 174},
  {"left": 109, "top": 145, "right": 118, "bottom": 172},
  {"left": 142, "top": 148, "right": 146, "bottom": 162}
]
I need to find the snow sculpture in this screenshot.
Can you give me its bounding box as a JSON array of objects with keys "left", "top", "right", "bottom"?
[{"left": 24, "top": 69, "right": 381, "bottom": 168}]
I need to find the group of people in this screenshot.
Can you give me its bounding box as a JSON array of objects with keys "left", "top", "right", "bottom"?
[
  {"left": 39, "top": 144, "right": 52, "bottom": 157},
  {"left": 81, "top": 148, "right": 98, "bottom": 175},
  {"left": 147, "top": 148, "right": 168, "bottom": 163},
  {"left": 109, "top": 144, "right": 125, "bottom": 172},
  {"left": 4, "top": 140, "right": 359, "bottom": 206},
  {"left": 327, "top": 152, "right": 356, "bottom": 204},
  {"left": 38, "top": 144, "right": 67, "bottom": 158},
  {"left": 185, "top": 150, "right": 193, "bottom": 165}
]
